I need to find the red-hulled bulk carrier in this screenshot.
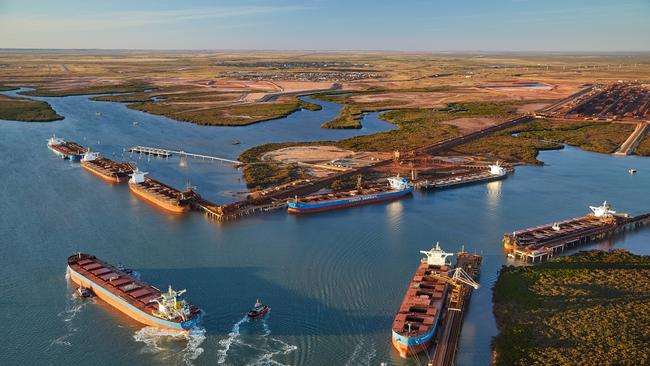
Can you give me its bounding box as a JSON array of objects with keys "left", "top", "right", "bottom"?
[
  {"left": 47, "top": 135, "right": 87, "bottom": 160},
  {"left": 80, "top": 150, "right": 133, "bottom": 183},
  {"left": 67, "top": 253, "right": 201, "bottom": 330},
  {"left": 128, "top": 168, "right": 192, "bottom": 213},
  {"left": 391, "top": 243, "right": 453, "bottom": 358}
]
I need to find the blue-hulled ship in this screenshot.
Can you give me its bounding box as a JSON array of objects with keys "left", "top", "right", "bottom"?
[{"left": 287, "top": 175, "right": 413, "bottom": 214}]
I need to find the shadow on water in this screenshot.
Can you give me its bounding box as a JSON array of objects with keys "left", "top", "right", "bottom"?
[{"left": 141, "top": 266, "right": 392, "bottom": 337}]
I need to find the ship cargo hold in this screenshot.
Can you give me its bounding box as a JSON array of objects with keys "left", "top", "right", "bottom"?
[
  {"left": 128, "top": 169, "right": 192, "bottom": 213},
  {"left": 47, "top": 135, "right": 87, "bottom": 161},
  {"left": 81, "top": 150, "right": 133, "bottom": 183},
  {"left": 287, "top": 176, "right": 413, "bottom": 214},
  {"left": 391, "top": 243, "right": 453, "bottom": 358},
  {"left": 67, "top": 253, "right": 201, "bottom": 330}
]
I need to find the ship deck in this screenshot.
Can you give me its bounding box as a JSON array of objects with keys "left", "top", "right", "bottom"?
[
  {"left": 296, "top": 184, "right": 396, "bottom": 204},
  {"left": 51, "top": 142, "right": 87, "bottom": 156},
  {"left": 84, "top": 157, "right": 133, "bottom": 177},
  {"left": 133, "top": 177, "right": 186, "bottom": 203},
  {"left": 392, "top": 262, "right": 449, "bottom": 339},
  {"left": 68, "top": 253, "right": 165, "bottom": 318}
]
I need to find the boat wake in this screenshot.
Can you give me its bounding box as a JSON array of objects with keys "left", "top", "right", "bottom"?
[
  {"left": 217, "top": 315, "right": 297, "bottom": 366},
  {"left": 50, "top": 291, "right": 91, "bottom": 348},
  {"left": 133, "top": 326, "right": 206, "bottom": 365},
  {"left": 343, "top": 338, "right": 377, "bottom": 366}
]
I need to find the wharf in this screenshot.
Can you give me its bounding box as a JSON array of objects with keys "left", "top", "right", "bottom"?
[
  {"left": 430, "top": 251, "right": 482, "bottom": 366},
  {"left": 504, "top": 203, "right": 650, "bottom": 262},
  {"left": 128, "top": 145, "right": 240, "bottom": 164}
]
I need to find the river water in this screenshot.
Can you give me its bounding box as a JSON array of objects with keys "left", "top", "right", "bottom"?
[{"left": 1, "top": 90, "right": 650, "bottom": 366}]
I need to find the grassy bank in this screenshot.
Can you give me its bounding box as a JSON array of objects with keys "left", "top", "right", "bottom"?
[
  {"left": 238, "top": 102, "right": 518, "bottom": 188},
  {"left": 20, "top": 81, "right": 152, "bottom": 97},
  {"left": 493, "top": 250, "right": 650, "bottom": 366},
  {"left": 0, "top": 94, "right": 63, "bottom": 122},
  {"left": 454, "top": 119, "right": 634, "bottom": 164},
  {"left": 239, "top": 142, "right": 325, "bottom": 190},
  {"left": 337, "top": 102, "right": 516, "bottom": 152},
  {"left": 129, "top": 99, "right": 303, "bottom": 126},
  {"left": 634, "top": 133, "right": 650, "bottom": 156},
  {"left": 0, "top": 86, "right": 17, "bottom": 92},
  {"left": 93, "top": 88, "right": 317, "bottom": 126}
]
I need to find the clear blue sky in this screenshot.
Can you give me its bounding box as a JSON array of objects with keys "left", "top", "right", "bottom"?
[{"left": 0, "top": 0, "right": 648, "bottom": 51}]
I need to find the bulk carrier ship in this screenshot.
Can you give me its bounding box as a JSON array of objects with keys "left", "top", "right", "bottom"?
[
  {"left": 128, "top": 168, "right": 192, "bottom": 213},
  {"left": 287, "top": 176, "right": 413, "bottom": 214},
  {"left": 47, "top": 135, "right": 87, "bottom": 160},
  {"left": 81, "top": 150, "right": 133, "bottom": 183},
  {"left": 67, "top": 253, "right": 201, "bottom": 330},
  {"left": 392, "top": 243, "right": 453, "bottom": 358}
]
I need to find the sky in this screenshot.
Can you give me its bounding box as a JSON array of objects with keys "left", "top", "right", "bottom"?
[{"left": 0, "top": 0, "right": 648, "bottom": 52}]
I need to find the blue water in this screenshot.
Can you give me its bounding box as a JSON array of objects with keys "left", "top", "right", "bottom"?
[{"left": 1, "top": 90, "right": 649, "bottom": 366}]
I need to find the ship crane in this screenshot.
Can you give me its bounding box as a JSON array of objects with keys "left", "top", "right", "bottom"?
[{"left": 425, "top": 267, "right": 479, "bottom": 312}]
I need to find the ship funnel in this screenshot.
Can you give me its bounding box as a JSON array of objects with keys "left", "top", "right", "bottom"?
[
  {"left": 589, "top": 201, "right": 616, "bottom": 218},
  {"left": 129, "top": 168, "right": 148, "bottom": 184},
  {"left": 420, "top": 242, "right": 454, "bottom": 266}
]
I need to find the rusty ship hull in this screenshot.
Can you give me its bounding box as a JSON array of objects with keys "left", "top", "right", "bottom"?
[
  {"left": 67, "top": 253, "right": 200, "bottom": 330},
  {"left": 391, "top": 261, "right": 449, "bottom": 358},
  {"left": 48, "top": 141, "right": 86, "bottom": 160},
  {"left": 81, "top": 158, "right": 133, "bottom": 183},
  {"left": 129, "top": 178, "right": 190, "bottom": 213}
]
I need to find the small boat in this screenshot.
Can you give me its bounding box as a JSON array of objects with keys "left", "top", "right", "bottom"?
[
  {"left": 629, "top": 169, "right": 637, "bottom": 174},
  {"left": 116, "top": 263, "right": 133, "bottom": 275},
  {"left": 231, "top": 140, "right": 241, "bottom": 145},
  {"left": 247, "top": 299, "right": 269, "bottom": 319},
  {"left": 77, "top": 286, "right": 92, "bottom": 298},
  {"left": 95, "top": 112, "right": 101, "bottom": 116}
]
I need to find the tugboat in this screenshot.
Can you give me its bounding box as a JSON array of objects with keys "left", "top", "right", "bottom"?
[
  {"left": 247, "top": 299, "right": 269, "bottom": 319},
  {"left": 77, "top": 286, "right": 92, "bottom": 298}
]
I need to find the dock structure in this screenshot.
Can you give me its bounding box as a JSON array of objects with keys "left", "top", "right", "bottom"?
[
  {"left": 128, "top": 146, "right": 240, "bottom": 164},
  {"left": 613, "top": 122, "right": 648, "bottom": 156},
  {"left": 504, "top": 202, "right": 650, "bottom": 263},
  {"left": 430, "top": 251, "right": 482, "bottom": 366}
]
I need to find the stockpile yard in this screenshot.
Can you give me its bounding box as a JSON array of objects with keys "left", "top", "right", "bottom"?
[{"left": 546, "top": 82, "right": 650, "bottom": 121}]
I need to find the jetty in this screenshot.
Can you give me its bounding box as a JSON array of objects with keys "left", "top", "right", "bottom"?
[
  {"left": 430, "top": 250, "right": 482, "bottom": 366},
  {"left": 613, "top": 122, "right": 648, "bottom": 156},
  {"left": 128, "top": 146, "right": 240, "bottom": 164},
  {"left": 504, "top": 202, "right": 650, "bottom": 262}
]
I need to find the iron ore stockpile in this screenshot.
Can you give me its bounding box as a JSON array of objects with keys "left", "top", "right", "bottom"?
[
  {"left": 541, "top": 81, "right": 650, "bottom": 122},
  {"left": 391, "top": 243, "right": 480, "bottom": 366},
  {"left": 503, "top": 201, "right": 650, "bottom": 262},
  {"left": 80, "top": 150, "right": 133, "bottom": 183},
  {"left": 67, "top": 253, "right": 201, "bottom": 330}
]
